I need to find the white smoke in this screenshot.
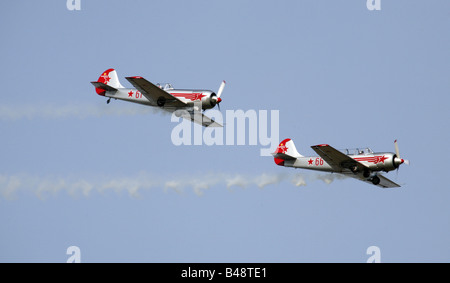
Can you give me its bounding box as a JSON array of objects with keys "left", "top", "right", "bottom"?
[
  {"left": 291, "top": 174, "right": 307, "bottom": 187},
  {"left": 0, "top": 103, "right": 169, "bottom": 121},
  {"left": 0, "top": 171, "right": 347, "bottom": 200},
  {"left": 254, "top": 172, "right": 287, "bottom": 188},
  {"left": 225, "top": 174, "right": 250, "bottom": 190},
  {"left": 313, "top": 173, "right": 348, "bottom": 184}
]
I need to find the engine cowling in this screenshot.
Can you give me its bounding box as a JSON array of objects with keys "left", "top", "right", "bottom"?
[
  {"left": 203, "top": 92, "right": 221, "bottom": 110},
  {"left": 209, "top": 93, "right": 219, "bottom": 107},
  {"left": 355, "top": 153, "right": 398, "bottom": 172}
]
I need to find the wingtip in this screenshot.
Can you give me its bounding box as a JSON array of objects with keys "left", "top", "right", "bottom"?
[
  {"left": 206, "top": 123, "right": 223, "bottom": 128},
  {"left": 313, "top": 144, "right": 329, "bottom": 147}
]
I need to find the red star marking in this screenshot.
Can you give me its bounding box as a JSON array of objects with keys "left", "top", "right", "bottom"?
[
  {"left": 100, "top": 73, "right": 111, "bottom": 84},
  {"left": 128, "top": 91, "right": 134, "bottom": 97},
  {"left": 192, "top": 93, "right": 206, "bottom": 101},
  {"left": 374, "top": 155, "right": 388, "bottom": 164},
  {"left": 277, "top": 143, "right": 288, "bottom": 154},
  {"left": 308, "top": 159, "right": 313, "bottom": 165}
]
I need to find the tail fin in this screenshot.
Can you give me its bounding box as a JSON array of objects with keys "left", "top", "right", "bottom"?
[
  {"left": 272, "top": 138, "right": 303, "bottom": 166},
  {"left": 92, "top": 68, "right": 124, "bottom": 95}
]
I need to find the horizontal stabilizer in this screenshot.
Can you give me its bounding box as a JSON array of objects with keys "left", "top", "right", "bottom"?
[
  {"left": 272, "top": 152, "right": 297, "bottom": 160},
  {"left": 90, "top": 82, "right": 118, "bottom": 92}
]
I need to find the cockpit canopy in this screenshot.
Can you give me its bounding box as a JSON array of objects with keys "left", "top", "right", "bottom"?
[
  {"left": 156, "top": 83, "right": 174, "bottom": 90},
  {"left": 339, "top": 148, "right": 374, "bottom": 156}
]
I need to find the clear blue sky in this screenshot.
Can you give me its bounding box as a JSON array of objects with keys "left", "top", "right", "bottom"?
[{"left": 0, "top": 0, "right": 449, "bottom": 262}]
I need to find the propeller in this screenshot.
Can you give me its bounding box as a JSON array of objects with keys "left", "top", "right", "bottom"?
[
  {"left": 394, "top": 139, "right": 410, "bottom": 167},
  {"left": 210, "top": 80, "right": 226, "bottom": 111}
]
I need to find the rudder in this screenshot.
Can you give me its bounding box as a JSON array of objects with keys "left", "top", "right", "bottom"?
[
  {"left": 273, "top": 138, "right": 303, "bottom": 166},
  {"left": 93, "top": 68, "right": 124, "bottom": 95}
]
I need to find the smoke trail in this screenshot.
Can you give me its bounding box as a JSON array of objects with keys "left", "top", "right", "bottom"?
[
  {"left": 254, "top": 172, "right": 288, "bottom": 188},
  {"left": 313, "top": 173, "right": 348, "bottom": 184},
  {"left": 0, "top": 103, "right": 169, "bottom": 121},
  {"left": 225, "top": 174, "right": 249, "bottom": 190},
  {"left": 0, "top": 171, "right": 347, "bottom": 200},
  {"left": 291, "top": 174, "right": 307, "bottom": 187}
]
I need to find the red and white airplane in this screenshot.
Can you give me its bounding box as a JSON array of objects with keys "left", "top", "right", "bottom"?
[
  {"left": 91, "top": 69, "right": 225, "bottom": 127},
  {"left": 273, "top": 139, "right": 409, "bottom": 188}
]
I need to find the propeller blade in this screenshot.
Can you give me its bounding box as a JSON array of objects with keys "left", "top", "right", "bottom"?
[
  {"left": 394, "top": 139, "right": 401, "bottom": 158},
  {"left": 394, "top": 140, "right": 410, "bottom": 166},
  {"left": 217, "top": 80, "right": 226, "bottom": 98}
]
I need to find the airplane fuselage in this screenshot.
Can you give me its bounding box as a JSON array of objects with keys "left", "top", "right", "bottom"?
[
  {"left": 281, "top": 152, "right": 398, "bottom": 174},
  {"left": 103, "top": 88, "right": 217, "bottom": 110}
]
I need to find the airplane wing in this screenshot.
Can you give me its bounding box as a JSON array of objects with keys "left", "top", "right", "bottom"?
[
  {"left": 342, "top": 172, "right": 401, "bottom": 188},
  {"left": 311, "top": 144, "right": 368, "bottom": 172},
  {"left": 184, "top": 111, "right": 223, "bottom": 127},
  {"left": 370, "top": 174, "right": 400, "bottom": 188},
  {"left": 125, "top": 76, "right": 187, "bottom": 108}
]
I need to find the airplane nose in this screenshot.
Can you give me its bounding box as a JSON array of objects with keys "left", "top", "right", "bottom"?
[
  {"left": 210, "top": 94, "right": 222, "bottom": 108},
  {"left": 394, "top": 156, "right": 404, "bottom": 167}
]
